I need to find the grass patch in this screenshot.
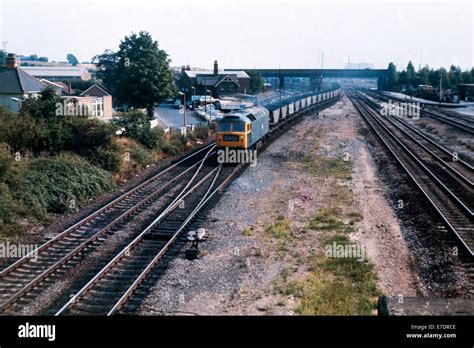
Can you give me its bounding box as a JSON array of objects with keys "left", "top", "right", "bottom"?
[
  {"left": 242, "top": 226, "right": 253, "bottom": 236},
  {"left": 279, "top": 252, "right": 379, "bottom": 315},
  {"left": 265, "top": 216, "right": 291, "bottom": 239},
  {"left": 308, "top": 208, "right": 355, "bottom": 234},
  {"left": 347, "top": 211, "right": 362, "bottom": 225},
  {"left": 302, "top": 151, "right": 352, "bottom": 180}
]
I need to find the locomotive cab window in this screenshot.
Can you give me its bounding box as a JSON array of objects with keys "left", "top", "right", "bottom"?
[
  {"left": 218, "top": 122, "right": 245, "bottom": 132},
  {"left": 218, "top": 123, "right": 232, "bottom": 132},
  {"left": 232, "top": 123, "right": 245, "bottom": 132}
]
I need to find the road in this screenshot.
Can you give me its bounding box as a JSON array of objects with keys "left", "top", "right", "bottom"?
[{"left": 154, "top": 104, "right": 206, "bottom": 128}]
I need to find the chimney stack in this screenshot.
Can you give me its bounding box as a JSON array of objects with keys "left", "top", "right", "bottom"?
[
  {"left": 213, "top": 60, "right": 218, "bottom": 77},
  {"left": 181, "top": 65, "right": 186, "bottom": 74},
  {"left": 6, "top": 53, "right": 18, "bottom": 69}
]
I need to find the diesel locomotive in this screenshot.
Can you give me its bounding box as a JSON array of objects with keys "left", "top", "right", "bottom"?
[{"left": 216, "top": 86, "right": 341, "bottom": 150}]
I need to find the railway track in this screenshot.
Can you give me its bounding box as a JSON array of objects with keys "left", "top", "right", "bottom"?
[
  {"left": 361, "top": 95, "right": 474, "bottom": 187},
  {"left": 0, "top": 91, "right": 342, "bottom": 315},
  {"left": 365, "top": 90, "right": 474, "bottom": 134},
  {"left": 348, "top": 90, "right": 474, "bottom": 256},
  {"left": 421, "top": 108, "right": 474, "bottom": 135},
  {"left": 55, "top": 158, "right": 237, "bottom": 315},
  {"left": 0, "top": 143, "right": 217, "bottom": 313}
]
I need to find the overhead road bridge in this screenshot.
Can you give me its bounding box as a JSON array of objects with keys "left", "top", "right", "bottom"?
[{"left": 225, "top": 68, "right": 389, "bottom": 90}]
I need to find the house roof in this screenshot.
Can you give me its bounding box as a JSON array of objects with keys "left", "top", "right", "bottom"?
[
  {"left": 40, "top": 79, "right": 64, "bottom": 89},
  {"left": 196, "top": 74, "right": 241, "bottom": 87},
  {"left": 80, "top": 84, "right": 111, "bottom": 97},
  {"left": 21, "top": 66, "right": 88, "bottom": 78},
  {"left": 184, "top": 70, "right": 249, "bottom": 79},
  {"left": 215, "top": 75, "right": 240, "bottom": 87},
  {"left": 0, "top": 67, "right": 45, "bottom": 94}
]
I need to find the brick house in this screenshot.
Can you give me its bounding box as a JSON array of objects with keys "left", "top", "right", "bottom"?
[{"left": 178, "top": 60, "right": 250, "bottom": 98}]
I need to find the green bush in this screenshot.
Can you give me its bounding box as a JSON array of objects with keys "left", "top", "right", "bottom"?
[
  {"left": 129, "top": 143, "right": 152, "bottom": 165},
  {"left": 0, "top": 183, "right": 17, "bottom": 225},
  {"left": 0, "top": 108, "right": 120, "bottom": 171},
  {"left": 161, "top": 133, "right": 188, "bottom": 156},
  {"left": 111, "top": 111, "right": 164, "bottom": 149},
  {"left": 7, "top": 155, "right": 114, "bottom": 218},
  {"left": 0, "top": 110, "right": 49, "bottom": 154}
]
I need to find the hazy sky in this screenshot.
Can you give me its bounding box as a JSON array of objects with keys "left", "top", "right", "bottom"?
[{"left": 0, "top": 0, "right": 473, "bottom": 70}]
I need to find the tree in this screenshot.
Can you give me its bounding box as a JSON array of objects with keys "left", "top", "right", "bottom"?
[
  {"left": 94, "top": 31, "right": 177, "bottom": 117},
  {"left": 438, "top": 68, "right": 449, "bottom": 89},
  {"left": 406, "top": 61, "right": 416, "bottom": 84},
  {"left": 20, "top": 86, "right": 63, "bottom": 118},
  {"left": 386, "top": 62, "right": 398, "bottom": 91},
  {"left": 93, "top": 49, "right": 119, "bottom": 91},
  {"left": 67, "top": 54, "right": 79, "bottom": 66},
  {"left": 247, "top": 71, "right": 264, "bottom": 94},
  {"left": 448, "top": 65, "right": 462, "bottom": 90},
  {"left": 398, "top": 71, "right": 408, "bottom": 86},
  {"left": 417, "top": 66, "right": 430, "bottom": 85},
  {"left": 111, "top": 110, "right": 163, "bottom": 149},
  {"left": 428, "top": 68, "right": 438, "bottom": 87},
  {"left": 0, "top": 50, "right": 5, "bottom": 66},
  {"left": 462, "top": 70, "right": 472, "bottom": 84}
]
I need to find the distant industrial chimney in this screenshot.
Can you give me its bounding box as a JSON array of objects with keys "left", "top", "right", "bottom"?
[
  {"left": 213, "top": 60, "right": 218, "bottom": 76},
  {"left": 6, "top": 53, "right": 17, "bottom": 69}
]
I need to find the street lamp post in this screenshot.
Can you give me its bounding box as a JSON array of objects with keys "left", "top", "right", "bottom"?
[
  {"left": 178, "top": 92, "right": 186, "bottom": 128},
  {"left": 191, "top": 86, "right": 196, "bottom": 110},
  {"left": 205, "top": 89, "right": 212, "bottom": 116}
]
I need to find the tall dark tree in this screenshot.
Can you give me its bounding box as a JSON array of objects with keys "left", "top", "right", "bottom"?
[
  {"left": 93, "top": 49, "right": 119, "bottom": 91},
  {"left": 417, "top": 65, "right": 430, "bottom": 85},
  {"left": 461, "top": 70, "right": 472, "bottom": 84},
  {"left": 386, "top": 62, "right": 398, "bottom": 91},
  {"left": 0, "top": 50, "right": 6, "bottom": 66},
  {"left": 438, "top": 67, "right": 449, "bottom": 89},
  {"left": 398, "top": 71, "right": 408, "bottom": 86},
  {"left": 94, "top": 31, "right": 177, "bottom": 117},
  {"left": 448, "top": 65, "right": 462, "bottom": 89},
  {"left": 67, "top": 53, "right": 79, "bottom": 66},
  {"left": 247, "top": 71, "right": 265, "bottom": 94},
  {"left": 406, "top": 61, "right": 416, "bottom": 84},
  {"left": 428, "top": 68, "right": 438, "bottom": 87}
]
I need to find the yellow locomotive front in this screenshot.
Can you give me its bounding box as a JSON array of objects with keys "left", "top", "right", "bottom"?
[{"left": 216, "top": 118, "right": 250, "bottom": 149}]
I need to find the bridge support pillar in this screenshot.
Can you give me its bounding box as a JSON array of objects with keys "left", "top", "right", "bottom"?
[
  {"left": 279, "top": 76, "right": 285, "bottom": 90},
  {"left": 377, "top": 77, "right": 385, "bottom": 91},
  {"left": 310, "top": 77, "right": 317, "bottom": 91}
]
